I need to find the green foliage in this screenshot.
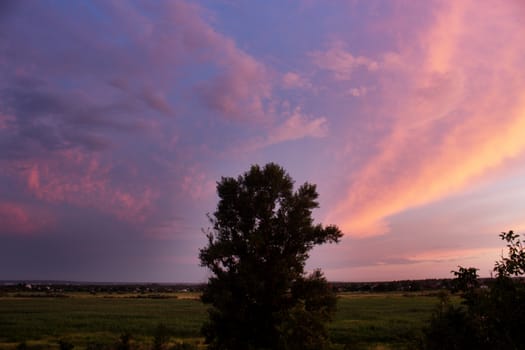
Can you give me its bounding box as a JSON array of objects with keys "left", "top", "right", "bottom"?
[
  {"left": 495, "top": 230, "right": 525, "bottom": 277},
  {"left": 199, "top": 163, "right": 342, "bottom": 349},
  {"left": 424, "top": 230, "right": 525, "bottom": 350},
  {"left": 450, "top": 266, "right": 479, "bottom": 293},
  {"left": 424, "top": 291, "right": 476, "bottom": 350}
]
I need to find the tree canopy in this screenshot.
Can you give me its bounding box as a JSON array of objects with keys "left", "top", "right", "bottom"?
[{"left": 199, "top": 163, "right": 342, "bottom": 350}]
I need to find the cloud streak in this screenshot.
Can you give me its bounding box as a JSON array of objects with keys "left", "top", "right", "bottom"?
[
  {"left": 241, "top": 108, "right": 328, "bottom": 152},
  {"left": 311, "top": 40, "right": 379, "bottom": 80},
  {"left": 327, "top": 0, "right": 525, "bottom": 237}
]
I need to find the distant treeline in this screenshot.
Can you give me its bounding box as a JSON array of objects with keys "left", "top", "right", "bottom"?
[
  {"left": 0, "top": 282, "right": 203, "bottom": 294},
  {"left": 4, "top": 278, "right": 521, "bottom": 295},
  {"left": 0, "top": 278, "right": 503, "bottom": 294},
  {"left": 332, "top": 278, "right": 498, "bottom": 293}
]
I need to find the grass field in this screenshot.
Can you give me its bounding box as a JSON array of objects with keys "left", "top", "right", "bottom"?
[
  {"left": 0, "top": 292, "right": 448, "bottom": 350},
  {"left": 330, "top": 293, "right": 443, "bottom": 349}
]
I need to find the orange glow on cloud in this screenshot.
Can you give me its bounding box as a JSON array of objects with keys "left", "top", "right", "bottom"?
[
  {"left": 406, "top": 247, "right": 501, "bottom": 263},
  {"left": 328, "top": 0, "right": 525, "bottom": 237}
]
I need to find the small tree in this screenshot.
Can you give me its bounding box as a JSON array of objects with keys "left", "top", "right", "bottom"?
[
  {"left": 450, "top": 266, "right": 479, "bottom": 294},
  {"left": 199, "top": 163, "right": 342, "bottom": 350}
]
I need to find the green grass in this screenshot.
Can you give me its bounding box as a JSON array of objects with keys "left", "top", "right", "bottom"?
[
  {"left": 0, "top": 292, "right": 449, "bottom": 349},
  {"left": 0, "top": 295, "right": 206, "bottom": 349},
  {"left": 330, "top": 293, "right": 447, "bottom": 349}
]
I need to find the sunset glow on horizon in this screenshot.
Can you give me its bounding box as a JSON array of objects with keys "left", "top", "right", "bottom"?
[{"left": 1, "top": 0, "right": 525, "bottom": 282}]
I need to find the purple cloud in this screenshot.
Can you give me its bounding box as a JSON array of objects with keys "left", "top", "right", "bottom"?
[{"left": 1, "top": 0, "right": 524, "bottom": 283}]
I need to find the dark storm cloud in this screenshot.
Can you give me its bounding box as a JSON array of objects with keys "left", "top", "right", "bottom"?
[{"left": 0, "top": 82, "right": 121, "bottom": 154}]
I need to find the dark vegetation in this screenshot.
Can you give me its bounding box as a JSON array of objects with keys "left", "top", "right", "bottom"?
[
  {"left": 423, "top": 230, "right": 525, "bottom": 349},
  {"left": 199, "top": 163, "right": 342, "bottom": 349},
  {"left": 0, "top": 283, "right": 201, "bottom": 296},
  {"left": 1, "top": 279, "right": 466, "bottom": 295}
]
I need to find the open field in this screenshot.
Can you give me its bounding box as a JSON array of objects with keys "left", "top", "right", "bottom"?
[
  {"left": 0, "top": 292, "right": 451, "bottom": 350},
  {"left": 330, "top": 293, "right": 445, "bottom": 349}
]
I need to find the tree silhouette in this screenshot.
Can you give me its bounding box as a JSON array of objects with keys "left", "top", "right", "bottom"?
[
  {"left": 199, "top": 163, "right": 342, "bottom": 350},
  {"left": 424, "top": 231, "right": 525, "bottom": 350}
]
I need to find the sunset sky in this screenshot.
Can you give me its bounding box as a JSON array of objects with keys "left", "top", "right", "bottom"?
[{"left": 1, "top": 0, "right": 525, "bottom": 283}]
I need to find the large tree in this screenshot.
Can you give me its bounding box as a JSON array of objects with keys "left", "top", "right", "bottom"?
[{"left": 199, "top": 163, "right": 342, "bottom": 350}]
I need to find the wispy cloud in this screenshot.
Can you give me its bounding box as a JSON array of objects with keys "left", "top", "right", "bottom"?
[
  {"left": 407, "top": 248, "right": 501, "bottom": 264},
  {"left": 197, "top": 46, "right": 271, "bottom": 121},
  {"left": 241, "top": 107, "right": 328, "bottom": 152},
  {"left": 310, "top": 40, "right": 378, "bottom": 80},
  {"left": 327, "top": 0, "right": 525, "bottom": 237},
  {"left": 282, "top": 72, "right": 312, "bottom": 90}
]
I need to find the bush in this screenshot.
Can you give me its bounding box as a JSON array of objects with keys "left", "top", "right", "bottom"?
[{"left": 424, "top": 231, "right": 525, "bottom": 349}]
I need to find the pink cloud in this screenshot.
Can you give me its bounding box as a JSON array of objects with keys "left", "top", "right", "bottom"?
[
  {"left": 310, "top": 40, "right": 379, "bottom": 80},
  {"left": 324, "top": 261, "right": 465, "bottom": 282},
  {"left": 27, "top": 165, "right": 40, "bottom": 191},
  {"left": 198, "top": 50, "right": 270, "bottom": 120},
  {"left": 270, "top": 111, "right": 327, "bottom": 142},
  {"left": 406, "top": 247, "right": 501, "bottom": 264},
  {"left": 57, "top": 0, "right": 271, "bottom": 122},
  {"left": 180, "top": 167, "right": 215, "bottom": 201},
  {"left": 12, "top": 151, "right": 159, "bottom": 224},
  {"left": 347, "top": 86, "right": 370, "bottom": 97},
  {"left": 311, "top": 232, "right": 504, "bottom": 281},
  {"left": 141, "top": 1, "right": 272, "bottom": 121},
  {"left": 282, "top": 72, "right": 312, "bottom": 90},
  {"left": 241, "top": 107, "right": 328, "bottom": 152},
  {"left": 327, "top": 0, "right": 525, "bottom": 237},
  {"left": 0, "top": 202, "right": 54, "bottom": 235},
  {"left": 146, "top": 219, "right": 185, "bottom": 240}
]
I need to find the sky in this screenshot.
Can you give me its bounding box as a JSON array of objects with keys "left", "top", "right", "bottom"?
[{"left": 1, "top": 0, "right": 525, "bottom": 283}]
